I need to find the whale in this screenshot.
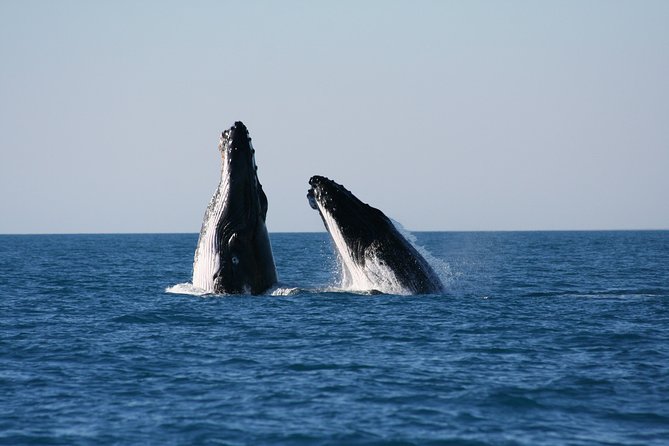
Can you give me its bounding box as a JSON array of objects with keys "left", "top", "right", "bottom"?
[
  {"left": 192, "top": 122, "right": 277, "bottom": 294},
  {"left": 307, "top": 175, "right": 445, "bottom": 295}
]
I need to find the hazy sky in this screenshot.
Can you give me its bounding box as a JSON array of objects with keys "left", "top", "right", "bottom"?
[{"left": 1, "top": 1, "right": 668, "bottom": 233}]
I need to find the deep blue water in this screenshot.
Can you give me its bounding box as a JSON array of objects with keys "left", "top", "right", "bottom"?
[{"left": 1, "top": 231, "right": 668, "bottom": 445}]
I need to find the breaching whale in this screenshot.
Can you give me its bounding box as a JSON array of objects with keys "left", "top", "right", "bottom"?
[
  {"left": 307, "top": 176, "right": 445, "bottom": 295},
  {"left": 192, "top": 122, "right": 277, "bottom": 294}
]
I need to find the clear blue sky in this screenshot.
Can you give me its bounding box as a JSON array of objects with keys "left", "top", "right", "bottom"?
[{"left": 1, "top": 1, "right": 667, "bottom": 233}]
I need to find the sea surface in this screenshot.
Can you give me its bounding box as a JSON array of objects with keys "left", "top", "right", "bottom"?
[{"left": 1, "top": 231, "right": 668, "bottom": 445}]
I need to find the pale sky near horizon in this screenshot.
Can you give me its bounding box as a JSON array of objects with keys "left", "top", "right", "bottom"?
[{"left": 1, "top": 1, "right": 668, "bottom": 233}]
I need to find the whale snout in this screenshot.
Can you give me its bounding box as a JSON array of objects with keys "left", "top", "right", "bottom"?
[
  {"left": 307, "top": 176, "right": 330, "bottom": 209},
  {"left": 307, "top": 175, "right": 345, "bottom": 212},
  {"left": 309, "top": 175, "right": 325, "bottom": 188},
  {"left": 219, "top": 121, "right": 252, "bottom": 152}
]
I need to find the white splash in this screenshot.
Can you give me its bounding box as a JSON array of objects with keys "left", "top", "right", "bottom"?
[
  {"left": 270, "top": 286, "right": 301, "bottom": 296},
  {"left": 391, "top": 219, "right": 455, "bottom": 288},
  {"left": 165, "top": 282, "right": 209, "bottom": 296}
]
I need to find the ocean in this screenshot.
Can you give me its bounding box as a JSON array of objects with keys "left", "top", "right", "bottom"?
[{"left": 1, "top": 231, "right": 668, "bottom": 445}]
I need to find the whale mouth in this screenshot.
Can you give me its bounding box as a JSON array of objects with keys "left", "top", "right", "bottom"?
[
  {"left": 307, "top": 176, "right": 333, "bottom": 212},
  {"left": 307, "top": 188, "right": 318, "bottom": 210}
]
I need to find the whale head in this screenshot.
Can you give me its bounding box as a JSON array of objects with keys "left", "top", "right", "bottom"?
[
  {"left": 307, "top": 175, "right": 444, "bottom": 295},
  {"left": 192, "top": 121, "right": 276, "bottom": 295}
]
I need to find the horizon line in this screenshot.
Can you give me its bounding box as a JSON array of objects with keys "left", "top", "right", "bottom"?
[{"left": 1, "top": 228, "right": 668, "bottom": 236}]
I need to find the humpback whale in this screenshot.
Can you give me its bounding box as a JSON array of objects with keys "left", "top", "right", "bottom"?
[
  {"left": 192, "top": 122, "right": 277, "bottom": 294},
  {"left": 307, "top": 176, "right": 444, "bottom": 295}
]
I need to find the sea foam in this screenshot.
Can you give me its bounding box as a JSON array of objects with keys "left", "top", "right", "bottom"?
[{"left": 165, "top": 282, "right": 208, "bottom": 296}]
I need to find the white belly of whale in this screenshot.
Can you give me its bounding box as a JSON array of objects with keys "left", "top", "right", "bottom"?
[{"left": 192, "top": 175, "right": 230, "bottom": 293}]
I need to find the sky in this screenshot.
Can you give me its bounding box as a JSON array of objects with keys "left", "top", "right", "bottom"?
[{"left": 1, "top": 0, "right": 668, "bottom": 233}]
